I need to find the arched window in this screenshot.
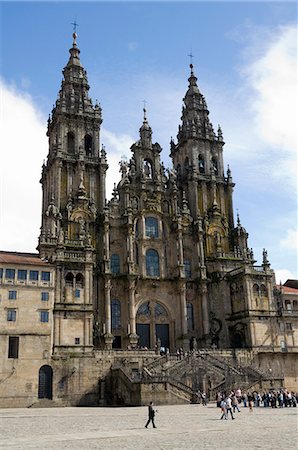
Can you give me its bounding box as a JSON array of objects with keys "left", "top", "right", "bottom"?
[
  {"left": 154, "top": 303, "right": 168, "bottom": 318},
  {"left": 211, "top": 156, "right": 218, "bottom": 175},
  {"left": 187, "top": 303, "right": 194, "bottom": 331},
  {"left": 253, "top": 284, "right": 260, "bottom": 296},
  {"left": 184, "top": 157, "right": 190, "bottom": 174},
  {"left": 260, "top": 284, "right": 267, "bottom": 296},
  {"left": 67, "top": 132, "right": 75, "bottom": 154},
  {"left": 176, "top": 164, "right": 181, "bottom": 180},
  {"left": 198, "top": 154, "right": 205, "bottom": 174},
  {"left": 184, "top": 259, "right": 191, "bottom": 279},
  {"left": 65, "top": 272, "right": 74, "bottom": 286},
  {"left": 111, "top": 254, "right": 120, "bottom": 274},
  {"left": 76, "top": 273, "right": 84, "bottom": 287},
  {"left": 111, "top": 299, "right": 121, "bottom": 330},
  {"left": 146, "top": 249, "right": 159, "bottom": 277},
  {"left": 84, "top": 134, "right": 93, "bottom": 156},
  {"left": 145, "top": 217, "right": 158, "bottom": 238}
]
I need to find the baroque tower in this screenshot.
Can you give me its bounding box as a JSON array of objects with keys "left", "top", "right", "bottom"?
[{"left": 38, "top": 33, "right": 108, "bottom": 354}]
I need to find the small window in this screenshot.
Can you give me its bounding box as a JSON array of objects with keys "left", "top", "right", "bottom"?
[
  {"left": 111, "top": 299, "right": 121, "bottom": 330},
  {"left": 184, "top": 260, "right": 191, "bottom": 279},
  {"left": 41, "top": 292, "right": 49, "bottom": 301},
  {"left": 111, "top": 254, "right": 120, "bottom": 274},
  {"left": 198, "top": 154, "right": 205, "bottom": 174},
  {"left": 187, "top": 303, "right": 194, "bottom": 332},
  {"left": 40, "top": 311, "right": 49, "bottom": 323},
  {"left": 8, "top": 291, "right": 17, "bottom": 300},
  {"left": 17, "top": 270, "right": 27, "bottom": 280},
  {"left": 7, "top": 309, "right": 16, "bottom": 322},
  {"left": 8, "top": 336, "right": 19, "bottom": 359},
  {"left": 286, "top": 323, "right": 292, "bottom": 331},
  {"left": 75, "top": 337, "right": 80, "bottom": 345},
  {"left": 145, "top": 217, "right": 158, "bottom": 238},
  {"left": 75, "top": 289, "right": 80, "bottom": 298},
  {"left": 67, "top": 132, "right": 75, "bottom": 154},
  {"left": 146, "top": 249, "right": 159, "bottom": 277},
  {"left": 41, "top": 271, "right": 50, "bottom": 281},
  {"left": 211, "top": 157, "right": 218, "bottom": 174},
  {"left": 0, "top": 268, "right": 3, "bottom": 278},
  {"left": 5, "top": 269, "right": 15, "bottom": 280},
  {"left": 84, "top": 134, "right": 93, "bottom": 156},
  {"left": 29, "top": 270, "right": 39, "bottom": 281}
]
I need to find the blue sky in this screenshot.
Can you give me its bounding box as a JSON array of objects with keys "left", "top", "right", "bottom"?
[{"left": 0, "top": 1, "right": 297, "bottom": 282}]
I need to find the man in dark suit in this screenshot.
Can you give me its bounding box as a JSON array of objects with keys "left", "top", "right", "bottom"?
[{"left": 145, "top": 401, "right": 157, "bottom": 428}]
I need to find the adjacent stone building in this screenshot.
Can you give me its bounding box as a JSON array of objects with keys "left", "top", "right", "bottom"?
[{"left": 0, "top": 33, "right": 297, "bottom": 407}]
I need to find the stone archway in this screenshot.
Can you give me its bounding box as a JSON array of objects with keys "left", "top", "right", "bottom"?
[
  {"left": 38, "top": 365, "right": 53, "bottom": 399},
  {"left": 136, "top": 301, "right": 170, "bottom": 350}
]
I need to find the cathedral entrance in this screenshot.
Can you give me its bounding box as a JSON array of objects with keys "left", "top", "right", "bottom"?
[
  {"left": 38, "top": 365, "right": 53, "bottom": 399},
  {"left": 136, "top": 301, "right": 170, "bottom": 349}
]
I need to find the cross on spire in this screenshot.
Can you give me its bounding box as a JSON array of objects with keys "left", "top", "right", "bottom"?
[
  {"left": 71, "top": 19, "right": 79, "bottom": 33},
  {"left": 188, "top": 51, "right": 194, "bottom": 65},
  {"left": 143, "top": 100, "right": 147, "bottom": 121}
]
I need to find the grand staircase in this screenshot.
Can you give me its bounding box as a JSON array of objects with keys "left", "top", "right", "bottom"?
[{"left": 108, "top": 350, "right": 284, "bottom": 405}]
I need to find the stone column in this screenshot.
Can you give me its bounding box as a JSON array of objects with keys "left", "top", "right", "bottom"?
[
  {"left": 179, "top": 281, "right": 187, "bottom": 336},
  {"left": 57, "top": 160, "right": 62, "bottom": 209},
  {"left": 103, "top": 278, "right": 113, "bottom": 349},
  {"left": 104, "top": 278, "right": 112, "bottom": 334},
  {"left": 200, "top": 284, "right": 210, "bottom": 338},
  {"left": 128, "top": 278, "right": 138, "bottom": 347}
]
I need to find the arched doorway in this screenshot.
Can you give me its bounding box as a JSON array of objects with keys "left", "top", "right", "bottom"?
[
  {"left": 136, "top": 301, "right": 170, "bottom": 349},
  {"left": 38, "top": 365, "right": 53, "bottom": 399}
]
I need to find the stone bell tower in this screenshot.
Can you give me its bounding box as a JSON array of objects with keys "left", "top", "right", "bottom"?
[{"left": 38, "top": 32, "right": 108, "bottom": 354}]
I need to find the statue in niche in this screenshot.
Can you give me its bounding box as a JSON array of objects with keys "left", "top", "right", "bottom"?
[
  {"left": 78, "top": 217, "right": 86, "bottom": 241},
  {"left": 58, "top": 228, "right": 64, "bottom": 245},
  {"left": 131, "top": 197, "right": 138, "bottom": 212},
  {"left": 143, "top": 160, "right": 152, "bottom": 178},
  {"left": 66, "top": 195, "right": 73, "bottom": 219},
  {"left": 119, "top": 159, "right": 128, "bottom": 177},
  {"left": 214, "top": 231, "right": 222, "bottom": 251}
]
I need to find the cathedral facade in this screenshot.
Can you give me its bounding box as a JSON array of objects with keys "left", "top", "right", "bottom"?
[
  {"left": 39, "top": 32, "right": 277, "bottom": 354},
  {"left": 1, "top": 33, "right": 297, "bottom": 407}
]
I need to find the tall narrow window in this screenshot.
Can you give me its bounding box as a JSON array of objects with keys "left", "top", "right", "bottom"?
[
  {"left": 84, "top": 134, "right": 93, "bottom": 156},
  {"left": 187, "top": 303, "right": 194, "bottom": 331},
  {"left": 184, "top": 260, "right": 191, "bottom": 279},
  {"left": 145, "top": 217, "right": 158, "bottom": 238},
  {"left": 67, "top": 132, "right": 75, "bottom": 154},
  {"left": 8, "top": 336, "right": 19, "bottom": 359},
  {"left": 146, "top": 249, "right": 159, "bottom": 277},
  {"left": 211, "top": 157, "right": 218, "bottom": 175},
  {"left": 111, "top": 299, "right": 121, "bottom": 330},
  {"left": 111, "top": 254, "right": 120, "bottom": 274},
  {"left": 198, "top": 154, "right": 205, "bottom": 174},
  {"left": 0, "top": 268, "right": 3, "bottom": 279}
]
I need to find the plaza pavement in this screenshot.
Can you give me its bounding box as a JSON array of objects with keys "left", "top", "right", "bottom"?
[{"left": 0, "top": 403, "right": 297, "bottom": 450}]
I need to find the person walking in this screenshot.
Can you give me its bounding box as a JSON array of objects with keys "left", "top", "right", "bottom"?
[
  {"left": 145, "top": 401, "right": 157, "bottom": 428},
  {"left": 232, "top": 394, "right": 240, "bottom": 413},
  {"left": 220, "top": 399, "right": 227, "bottom": 419},
  {"left": 225, "top": 396, "right": 235, "bottom": 419}
]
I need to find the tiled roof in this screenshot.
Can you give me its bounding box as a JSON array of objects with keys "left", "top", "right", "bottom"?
[
  {"left": 276, "top": 284, "right": 298, "bottom": 294},
  {"left": 0, "top": 251, "right": 52, "bottom": 267}
]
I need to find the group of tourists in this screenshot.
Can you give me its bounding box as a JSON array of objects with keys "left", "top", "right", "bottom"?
[{"left": 216, "top": 388, "right": 298, "bottom": 419}]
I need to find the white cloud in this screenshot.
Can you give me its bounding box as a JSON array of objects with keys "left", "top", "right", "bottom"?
[
  {"left": 280, "top": 229, "right": 298, "bottom": 250},
  {"left": 241, "top": 24, "right": 297, "bottom": 187},
  {"left": 101, "top": 128, "right": 134, "bottom": 198},
  {"left": 0, "top": 80, "right": 47, "bottom": 252},
  {"left": 275, "top": 269, "right": 297, "bottom": 285}
]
